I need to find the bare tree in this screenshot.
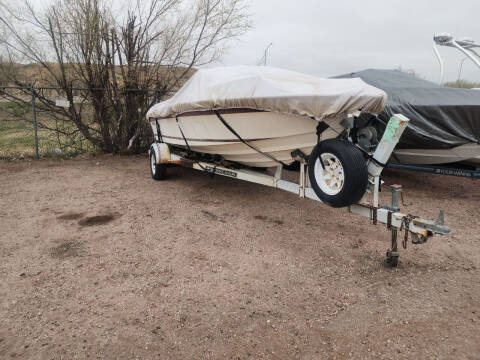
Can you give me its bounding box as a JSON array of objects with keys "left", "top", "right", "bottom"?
[
  {"left": 0, "top": 0, "right": 250, "bottom": 153},
  {"left": 395, "top": 66, "right": 423, "bottom": 78}
]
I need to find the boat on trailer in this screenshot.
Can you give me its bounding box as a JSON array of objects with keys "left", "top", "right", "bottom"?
[
  {"left": 147, "top": 66, "right": 388, "bottom": 208},
  {"left": 146, "top": 66, "right": 451, "bottom": 267},
  {"left": 335, "top": 69, "right": 480, "bottom": 167}
]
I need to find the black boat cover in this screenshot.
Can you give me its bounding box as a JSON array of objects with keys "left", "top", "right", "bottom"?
[{"left": 335, "top": 69, "right": 480, "bottom": 149}]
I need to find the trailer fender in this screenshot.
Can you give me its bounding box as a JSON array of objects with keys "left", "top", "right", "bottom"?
[{"left": 150, "top": 143, "right": 171, "bottom": 164}]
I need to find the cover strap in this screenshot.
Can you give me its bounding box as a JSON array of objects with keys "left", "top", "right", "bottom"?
[{"left": 214, "top": 110, "right": 286, "bottom": 166}]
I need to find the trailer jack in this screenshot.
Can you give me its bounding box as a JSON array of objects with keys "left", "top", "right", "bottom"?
[{"left": 382, "top": 184, "right": 449, "bottom": 267}]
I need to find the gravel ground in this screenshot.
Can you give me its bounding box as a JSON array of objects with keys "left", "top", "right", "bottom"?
[{"left": 0, "top": 155, "right": 479, "bottom": 360}]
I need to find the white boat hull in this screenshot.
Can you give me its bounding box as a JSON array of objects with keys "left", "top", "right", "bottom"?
[
  {"left": 151, "top": 110, "right": 480, "bottom": 168},
  {"left": 151, "top": 111, "right": 345, "bottom": 168},
  {"left": 393, "top": 142, "right": 480, "bottom": 165}
]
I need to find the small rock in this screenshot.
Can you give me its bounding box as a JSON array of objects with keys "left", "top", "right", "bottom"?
[{"left": 19, "top": 273, "right": 26, "bottom": 277}]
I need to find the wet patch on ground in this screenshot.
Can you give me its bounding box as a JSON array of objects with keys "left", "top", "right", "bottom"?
[
  {"left": 201, "top": 210, "right": 226, "bottom": 223},
  {"left": 254, "top": 215, "right": 284, "bottom": 225},
  {"left": 57, "top": 212, "right": 85, "bottom": 221},
  {"left": 78, "top": 214, "right": 119, "bottom": 227}
]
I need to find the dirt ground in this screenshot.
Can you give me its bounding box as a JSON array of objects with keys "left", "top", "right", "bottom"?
[{"left": 1, "top": 156, "right": 479, "bottom": 360}]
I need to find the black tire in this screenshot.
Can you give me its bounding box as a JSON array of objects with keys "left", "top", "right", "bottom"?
[
  {"left": 308, "top": 139, "right": 368, "bottom": 208},
  {"left": 150, "top": 149, "right": 167, "bottom": 181}
]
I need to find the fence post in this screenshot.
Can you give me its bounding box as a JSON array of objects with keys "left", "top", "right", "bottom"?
[{"left": 31, "top": 83, "right": 39, "bottom": 159}]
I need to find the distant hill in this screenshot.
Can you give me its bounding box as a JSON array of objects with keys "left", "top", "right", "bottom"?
[{"left": 0, "top": 62, "right": 195, "bottom": 89}]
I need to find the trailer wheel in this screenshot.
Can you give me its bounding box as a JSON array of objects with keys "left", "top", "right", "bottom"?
[
  {"left": 308, "top": 139, "right": 368, "bottom": 208},
  {"left": 150, "top": 149, "right": 167, "bottom": 181}
]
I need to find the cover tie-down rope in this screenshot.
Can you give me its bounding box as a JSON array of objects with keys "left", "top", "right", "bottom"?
[{"left": 213, "top": 110, "right": 287, "bottom": 166}]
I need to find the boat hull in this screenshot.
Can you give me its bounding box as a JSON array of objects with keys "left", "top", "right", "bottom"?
[
  {"left": 151, "top": 111, "right": 345, "bottom": 168},
  {"left": 151, "top": 110, "right": 480, "bottom": 168},
  {"left": 393, "top": 143, "right": 480, "bottom": 165}
]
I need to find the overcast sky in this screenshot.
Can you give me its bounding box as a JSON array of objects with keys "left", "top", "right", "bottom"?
[{"left": 216, "top": 0, "right": 480, "bottom": 83}]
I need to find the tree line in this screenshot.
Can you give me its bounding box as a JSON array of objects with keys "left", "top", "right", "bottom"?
[{"left": 0, "top": 0, "right": 250, "bottom": 153}]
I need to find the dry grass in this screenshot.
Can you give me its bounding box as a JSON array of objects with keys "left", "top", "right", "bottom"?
[
  {"left": 0, "top": 102, "right": 93, "bottom": 158},
  {"left": 444, "top": 79, "right": 480, "bottom": 88}
]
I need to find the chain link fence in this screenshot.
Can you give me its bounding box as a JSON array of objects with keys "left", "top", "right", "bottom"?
[{"left": 0, "top": 85, "right": 171, "bottom": 159}]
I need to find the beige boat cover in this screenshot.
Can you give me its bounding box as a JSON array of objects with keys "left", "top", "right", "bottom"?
[{"left": 147, "top": 66, "right": 387, "bottom": 121}]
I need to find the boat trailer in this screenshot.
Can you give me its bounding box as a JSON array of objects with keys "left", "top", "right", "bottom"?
[
  {"left": 386, "top": 162, "right": 480, "bottom": 180},
  {"left": 150, "top": 114, "right": 451, "bottom": 267}
]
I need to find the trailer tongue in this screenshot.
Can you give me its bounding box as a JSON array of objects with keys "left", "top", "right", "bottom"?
[{"left": 150, "top": 114, "right": 451, "bottom": 267}]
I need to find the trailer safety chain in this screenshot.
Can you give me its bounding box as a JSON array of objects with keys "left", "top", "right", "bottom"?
[{"left": 399, "top": 214, "right": 417, "bottom": 249}]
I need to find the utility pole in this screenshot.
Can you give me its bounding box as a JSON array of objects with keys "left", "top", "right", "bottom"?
[
  {"left": 264, "top": 43, "right": 273, "bottom": 66},
  {"left": 261, "top": 43, "right": 273, "bottom": 66}
]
